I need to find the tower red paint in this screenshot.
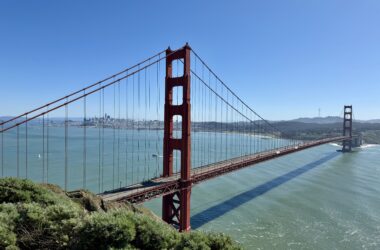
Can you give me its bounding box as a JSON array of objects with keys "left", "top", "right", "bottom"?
[{"left": 162, "top": 44, "right": 192, "bottom": 231}]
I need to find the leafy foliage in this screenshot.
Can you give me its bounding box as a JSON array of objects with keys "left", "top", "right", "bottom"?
[
  {"left": 0, "top": 178, "right": 70, "bottom": 206},
  {"left": 74, "top": 210, "right": 136, "bottom": 250},
  {"left": 131, "top": 213, "right": 180, "bottom": 249},
  {"left": 0, "top": 178, "right": 241, "bottom": 250},
  {"left": 16, "top": 202, "right": 82, "bottom": 249},
  {"left": 0, "top": 203, "right": 18, "bottom": 249}
]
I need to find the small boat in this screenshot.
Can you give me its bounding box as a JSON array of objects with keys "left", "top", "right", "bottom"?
[
  {"left": 152, "top": 154, "right": 158, "bottom": 158},
  {"left": 38, "top": 154, "right": 41, "bottom": 159}
]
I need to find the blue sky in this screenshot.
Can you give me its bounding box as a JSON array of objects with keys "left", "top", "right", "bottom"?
[{"left": 0, "top": 0, "right": 379, "bottom": 120}]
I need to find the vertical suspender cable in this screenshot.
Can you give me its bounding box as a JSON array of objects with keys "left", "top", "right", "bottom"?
[
  {"left": 83, "top": 91, "right": 87, "bottom": 189},
  {"left": 25, "top": 115, "right": 28, "bottom": 178},
  {"left": 155, "top": 59, "right": 159, "bottom": 176},
  {"left": 249, "top": 109, "right": 252, "bottom": 155},
  {"left": 193, "top": 56, "right": 198, "bottom": 169},
  {"left": 125, "top": 72, "right": 129, "bottom": 186},
  {"left": 112, "top": 82, "right": 116, "bottom": 189},
  {"left": 214, "top": 76, "right": 217, "bottom": 163},
  {"left": 226, "top": 91, "right": 228, "bottom": 161},
  {"left": 148, "top": 61, "right": 151, "bottom": 180},
  {"left": 17, "top": 125, "right": 19, "bottom": 177},
  {"left": 131, "top": 74, "right": 135, "bottom": 184},
  {"left": 220, "top": 81, "right": 223, "bottom": 161},
  {"left": 101, "top": 88, "right": 105, "bottom": 192},
  {"left": 208, "top": 70, "right": 211, "bottom": 165},
  {"left": 42, "top": 115, "right": 45, "bottom": 182},
  {"left": 202, "top": 65, "right": 206, "bottom": 168},
  {"left": 64, "top": 101, "right": 68, "bottom": 191},
  {"left": 117, "top": 81, "right": 121, "bottom": 188},
  {"left": 98, "top": 85, "right": 102, "bottom": 193},
  {"left": 232, "top": 97, "right": 235, "bottom": 157},
  {"left": 137, "top": 68, "right": 141, "bottom": 180},
  {"left": 46, "top": 109, "right": 49, "bottom": 183},
  {"left": 144, "top": 68, "right": 147, "bottom": 180}
]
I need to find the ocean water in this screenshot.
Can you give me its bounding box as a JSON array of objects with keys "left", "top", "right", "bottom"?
[
  {"left": 1, "top": 126, "right": 379, "bottom": 249},
  {"left": 145, "top": 144, "right": 380, "bottom": 249}
]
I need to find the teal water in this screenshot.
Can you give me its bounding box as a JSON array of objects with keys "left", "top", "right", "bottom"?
[
  {"left": 1, "top": 127, "right": 379, "bottom": 249},
  {"left": 145, "top": 144, "right": 380, "bottom": 249},
  {"left": 0, "top": 126, "right": 289, "bottom": 192}
]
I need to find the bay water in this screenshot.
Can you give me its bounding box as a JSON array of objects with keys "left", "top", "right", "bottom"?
[
  {"left": 146, "top": 144, "right": 380, "bottom": 249},
  {"left": 1, "top": 126, "right": 379, "bottom": 249}
]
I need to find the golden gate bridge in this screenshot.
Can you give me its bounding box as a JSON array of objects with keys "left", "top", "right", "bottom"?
[{"left": 0, "top": 43, "right": 353, "bottom": 231}]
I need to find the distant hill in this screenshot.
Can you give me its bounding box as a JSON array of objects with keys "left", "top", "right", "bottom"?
[
  {"left": 289, "top": 116, "right": 380, "bottom": 124},
  {"left": 291, "top": 116, "right": 342, "bottom": 124},
  {"left": 271, "top": 120, "right": 380, "bottom": 144},
  {"left": 0, "top": 116, "right": 14, "bottom": 122},
  {"left": 366, "top": 119, "right": 380, "bottom": 124}
]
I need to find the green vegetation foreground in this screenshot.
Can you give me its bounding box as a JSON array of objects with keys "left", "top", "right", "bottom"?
[{"left": 0, "top": 178, "right": 240, "bottom": 250}]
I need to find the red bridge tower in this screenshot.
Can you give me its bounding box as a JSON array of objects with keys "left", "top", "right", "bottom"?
[
  {"left": 342, "top": 105, "right": 353, "bottom": 152},
  {"left": 162, "top": 44, "right": 192, "bottom": 231}
]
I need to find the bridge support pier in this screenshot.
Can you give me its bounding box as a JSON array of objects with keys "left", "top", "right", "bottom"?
[
  {"left": 342, "top": 105, "right": 353, "bottom": 152},
  {"left": 162, "top": 44, "right": 192, "bottom": 232}
]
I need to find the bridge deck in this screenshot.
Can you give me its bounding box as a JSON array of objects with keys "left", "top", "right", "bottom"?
[{"left": 100, "top": 136, "right": 348, "bottom": 203}]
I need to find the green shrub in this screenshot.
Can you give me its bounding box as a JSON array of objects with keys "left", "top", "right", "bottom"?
[
  {"left": 176, "top": 231, "right": 211, "bottom": 250},
  {"left": 74, "top": 210, "right": 136, "bottom": 250},
  {"left": 16, "top": 203, "right": 82, "bottom": 249},
  {"left": 206, "top": 232, "right": 241, "bottom": 250},
  {"left": 0, "top": 178, "right": 241, "bottom": 250},
  {"left": 0, "top": 204, "right": 19, "bottom": 249},
  {"left": 0, "top": 178, "right": 70, "bottom": 207},
  {"left": 0, "top": 221, "right": 17, "bottom": 249},
  {"left": 132, "top": 213, "right": 180, "bottom": 249}
]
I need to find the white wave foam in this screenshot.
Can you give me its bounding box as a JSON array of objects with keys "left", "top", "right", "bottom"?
[{"left": 360, "top": 144, "right": 379, "bottom": 149}]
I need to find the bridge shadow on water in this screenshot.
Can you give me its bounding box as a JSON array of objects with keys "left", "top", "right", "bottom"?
[{"left": 191, "top": 151, "right": 340, "bottom": 229}]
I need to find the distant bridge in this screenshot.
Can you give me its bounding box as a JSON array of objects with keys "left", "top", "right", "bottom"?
[{"left": 0, "top": 44, "right": 354, "bottom": 231}]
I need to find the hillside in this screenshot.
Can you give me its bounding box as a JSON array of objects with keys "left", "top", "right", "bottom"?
[
  {"left": 290, "top": 116, "right": 343, "bottom": 124},
  {"left": 0, "top": 178, "right": 240, "bottom": 250},
  {"left": 289, "top": 116, "right": 380, "bottom": 124},
  {"left": 273, "top": 121, "right": 380, "bottom": 144}
]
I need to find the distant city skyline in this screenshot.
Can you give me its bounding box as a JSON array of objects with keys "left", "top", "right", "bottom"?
[{"left": 1, "top": 1, "right": 379, "bottom": 120}]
